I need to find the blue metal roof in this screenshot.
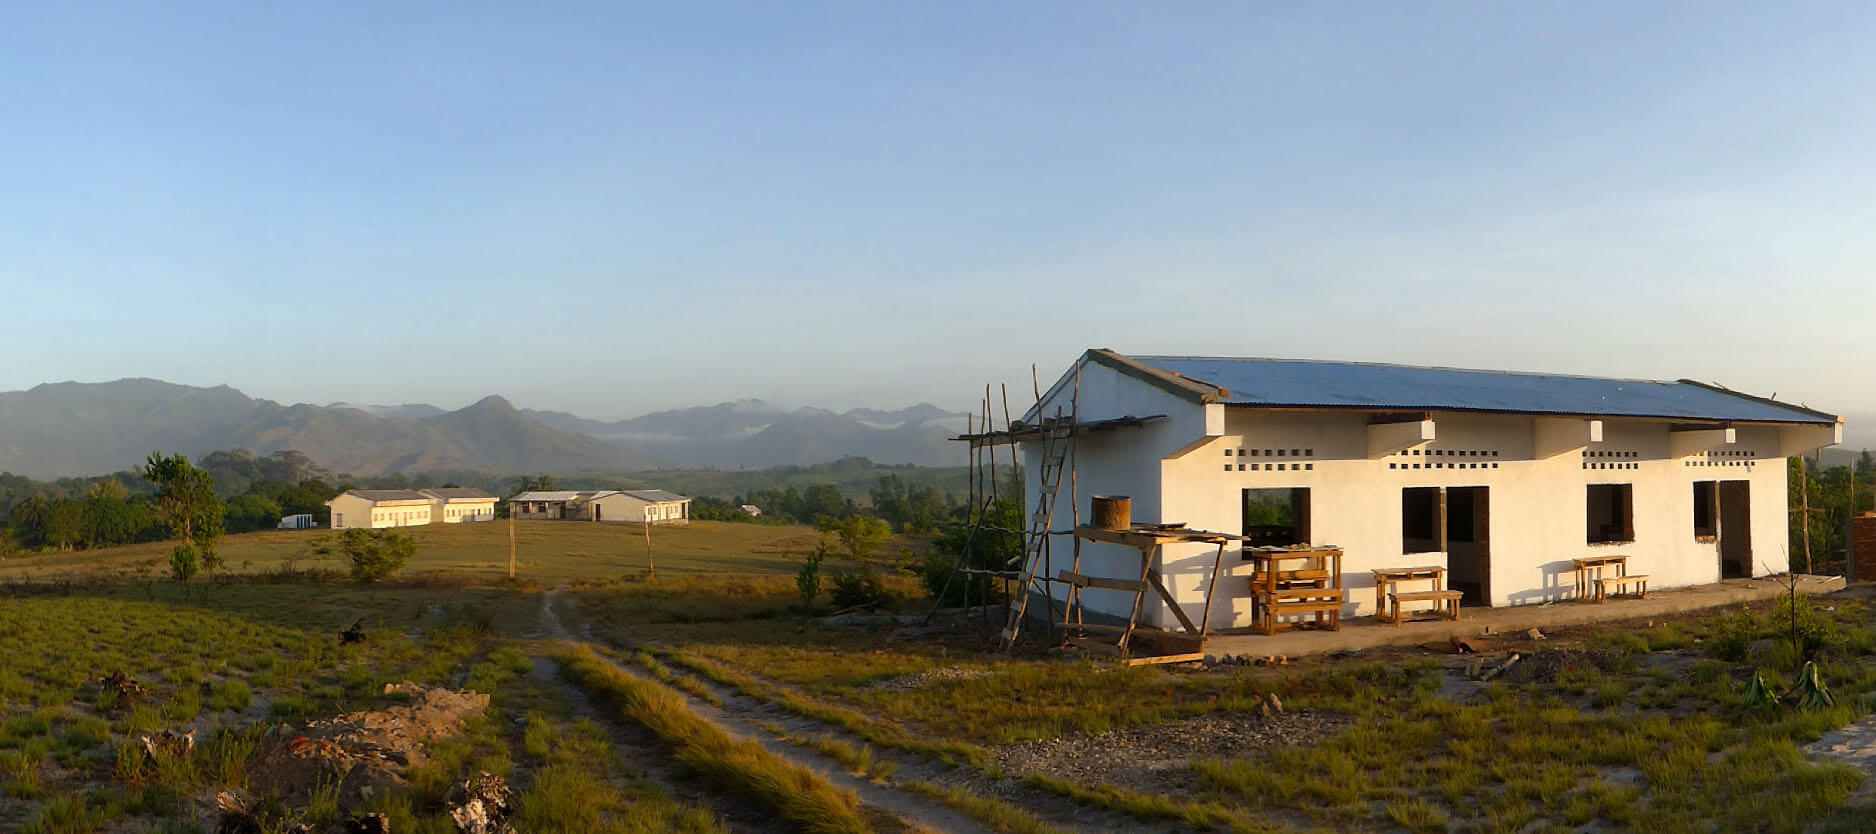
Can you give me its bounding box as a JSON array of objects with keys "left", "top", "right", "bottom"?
[{"left": 1128, "top": 355, "right": 1835, "bottom": 424}]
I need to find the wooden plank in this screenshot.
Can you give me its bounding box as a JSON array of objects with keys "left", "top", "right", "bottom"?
[
  {"left": 1055, "top": 570, "right": 1148, "bottom": 592},
  {"left": 1198, "top": 540, "right": 1225, "bottom": 641},
  {"left": 1392, "top": 590, "right": 1464, "bottom": 602},
  {"left": 1257, "top": 589, "right": 1346, "bottom": 601},
  {"left": 1144, "top": 570, "right": 1199, "bottom": 634},
  {"left": 1067, "top": 636, "right": 1123, "bottom": 656},
  {"left": 1122, "top": 651, "right": 1206, "bottom": 667}
]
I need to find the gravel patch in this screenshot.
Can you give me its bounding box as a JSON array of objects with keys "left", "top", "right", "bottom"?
[
  {"left": 871, "top": 668, "right": 992, "bottom": 692},
  {"left": 990, "top": 710, "right": 1352, "bottom": 794}
]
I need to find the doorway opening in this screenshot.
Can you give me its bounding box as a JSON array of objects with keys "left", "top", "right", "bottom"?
[
  {"left": 1719, "top": 481, "right": 1752, "bottom": 579},
  {"left": 1399, "top": 486, "right": 1492, "bottom": 606},
  {"left": 1446, "top": 487, "right": 1491, "bottom": 606}
]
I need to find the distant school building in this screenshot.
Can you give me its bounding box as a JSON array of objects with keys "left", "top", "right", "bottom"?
[
  {"left": 327, "top": 488, "right": 499, "bottom": 530},
  {"left": 509, "top": 489, "right": 693, "bottom": 525}
]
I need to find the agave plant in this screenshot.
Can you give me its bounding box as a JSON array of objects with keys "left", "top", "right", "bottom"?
[
  {"left": 1743, "top": 668, "right": 1780, "bottom": 712},
  {"left": 1795, "top": 661, "right": 1836, "bottom": 711}
]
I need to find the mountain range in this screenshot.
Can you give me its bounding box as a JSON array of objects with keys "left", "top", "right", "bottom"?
[{"left": 0, "top": 379, "right": 969, "bottom": 479}]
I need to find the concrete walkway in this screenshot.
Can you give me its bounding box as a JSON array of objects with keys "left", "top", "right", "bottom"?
[{"left": 1203, "top": 574, "right": 1846, "bottom": 659}]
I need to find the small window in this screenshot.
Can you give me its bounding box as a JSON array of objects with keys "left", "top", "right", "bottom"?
[
  {"left": 1402, "top": 487, "right": 1443, "bottom": 553},
  {"left": 1242, "top": 488, "right": 1310, "bottom": 548},
  {"left": 1587, "top": 484, "right": 1635, "bottom": 544},
  {"left": 1693, "top": 481, "right": 1718, "bottom": 540}
]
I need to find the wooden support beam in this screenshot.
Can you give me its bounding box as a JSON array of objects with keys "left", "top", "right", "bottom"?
[
  {"left": 1056, "top": 570, "right": 1148, "bottom": 592},
  {"left": 1145, "top": 570, "right": 1199, "bottom": 635}
]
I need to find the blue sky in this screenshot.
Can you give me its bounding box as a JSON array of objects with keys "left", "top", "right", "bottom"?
[{"left": 1, "top": 2, "right": 1871, "bottom": 424}]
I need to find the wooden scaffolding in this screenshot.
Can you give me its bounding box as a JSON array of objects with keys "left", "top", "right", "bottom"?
[{"left": 927, "top": 363, "right": 1237, "bottom": 664}]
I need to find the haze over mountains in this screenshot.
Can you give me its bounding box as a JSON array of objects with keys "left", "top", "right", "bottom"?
[{"left": 0, "top": 379, "right": 969, "bottom": 479}]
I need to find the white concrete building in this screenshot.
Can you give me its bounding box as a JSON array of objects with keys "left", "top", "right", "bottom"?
[
  {"left": 509, "top": 489, "right": 692, "bottom": 524},
  {"left": 587, "top": 490, "right": 693, "bottom": 525},
  {"left": 424, "top": 488, "right": 498, "bottom": 523},
  {"left": 1021, "top": 350, "right": 1844, "bottom": 631},
  {"left": 328, "top": 490, "right": 434, "bottom": 529},
  {"left": 328, "top": 487, "right": 497, "bottom": 529}
]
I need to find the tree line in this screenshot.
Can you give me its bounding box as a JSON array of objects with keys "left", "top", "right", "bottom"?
[{"left": 0, "top": 449, "right": 344, "bottom": 555}]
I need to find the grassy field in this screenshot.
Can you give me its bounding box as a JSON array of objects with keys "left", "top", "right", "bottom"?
[
  {"left": 14, "top": 517, "right": 1876, "bottom": 832},
  {"left": 0, "top": 519, "right": 861, "bottom": 583}
]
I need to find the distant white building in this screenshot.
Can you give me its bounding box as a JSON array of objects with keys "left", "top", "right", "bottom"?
[
  {"left": 509, "top": 489, "right": 693, "bottom": 525},
  {"left": 328, "top": 488, "right": 497, "bottom": 530},
  {"left": 739, "top": 504, "right": 762, "bottom": 517},
  {"left": 277, "top": 514, "right": 315, "bottom": 530}
]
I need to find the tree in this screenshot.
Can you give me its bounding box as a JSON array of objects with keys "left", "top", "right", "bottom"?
[
  {"left": 803, "top": 484, "right": 847, "bottom": 521},
  {"left": 88, "top": 479, "right": 129, "bottom": 502},
  {"left": 817, "top": 514, "right": 892, "bottom": 562},
  {"left": 226, "top": 494, "right": 283, "bottom": 533},
  {"left": 142, "top": 452, "right": 226, "bottom": 581},
  {"left": 42, "top": 499, "right": 83, "bottom": 550},
  {"left": 312, "top": 528, "right": 417, "bottom": 583},
  {"left": 83, "top": 496, "right": 145, "bottom": 547}
]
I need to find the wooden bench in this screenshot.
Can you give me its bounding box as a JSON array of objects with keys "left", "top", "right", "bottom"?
[
  {"left": 1251, "top": 588, "right": 1345, "bottom": 635},
  {"left": 1386, "top": 589, "right": 1464, "bottom": 625},
  {"left": 1594, "top": 574, "right": 1649, "bottom": 603}
]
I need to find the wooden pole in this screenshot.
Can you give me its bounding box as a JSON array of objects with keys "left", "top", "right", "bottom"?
[
  {"left": 508, "top": 510, "right": 516, "bottom": 580},
  {"left": 645, "top": 515, "right": 655, "bottom": 581},
  {"left": 1801, "top": 454, "right": 1813, "bottom": 574}
]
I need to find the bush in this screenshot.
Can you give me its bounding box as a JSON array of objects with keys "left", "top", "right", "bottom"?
[
  {"left": 168, "top": 544, "right": 200, "bottom": 583},
  {"left": 797, "top": 544, "right": 826, "bottom": 607},
  {"left": 920, "top": 554, "right": 990, "bottom": 608},
  {"left": 1706, "top": 606, "right": 1758, "bottom": 663},
  {"left": 829, "top": 568, "right": 891, "bottom": 609},
  {"left": 312, "top": 529, "right": 417, "bottom": 583}
]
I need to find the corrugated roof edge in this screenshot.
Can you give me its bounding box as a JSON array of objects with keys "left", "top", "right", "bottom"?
[
  {"left": 1086, "top": 349, "right": 1228, "bottom": 403},
  {"left": 1675, "top": 379, "right": 1840, "bottom": 424},
  {"left": 1103, "top": 351, "right": 1838, "bottom": 425}
]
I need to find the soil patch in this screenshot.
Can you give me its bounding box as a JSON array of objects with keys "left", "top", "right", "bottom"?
[
  {"left": 246, "top": 685, "right": 491, "bottom": 810},
  {"left": 1808, "top": 714, "right": 1876, "bottom": 803},
  {"left": 1496, "top": 649, "right": 1626, "bottom": 684},
  {"left": 990, "top": 710, "right": 1351, "bottom": 794}
]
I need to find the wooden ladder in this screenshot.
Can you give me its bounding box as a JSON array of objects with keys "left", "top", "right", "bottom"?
[{"left": 999, "top": 416, "right": 1074, "bottom": 647}]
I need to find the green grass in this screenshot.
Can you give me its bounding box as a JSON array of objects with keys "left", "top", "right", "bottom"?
[
  {"left": 0, "top": 519, "right": 844, "bottom": 583},
  {"left": 554, "top": 644, "right": 869, "bottom": 834}
]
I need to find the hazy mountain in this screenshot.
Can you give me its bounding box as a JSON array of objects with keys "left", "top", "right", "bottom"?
[
  {"left": 327, "top": 402, "right": 448, "bottom": 420},
  {"left": 0, "top": 380, "right": 657, "bottom": 478},
  {"left": 523, "top": 400, "right": 969, "bottom": 468}
]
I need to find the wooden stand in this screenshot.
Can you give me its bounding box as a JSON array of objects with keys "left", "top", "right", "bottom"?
[
  {"left": 1572, "top": 555, "right": 1630, "bottom": 602},
  {"left": 1372, "top": 566, "right": 1461, "bottom": 625},
  {"left": 1060, "top": 524, "right": 1235, "bottom": 665},
  {"left": 1245, "top": 546, "right": 1346, "bottom": 635}
]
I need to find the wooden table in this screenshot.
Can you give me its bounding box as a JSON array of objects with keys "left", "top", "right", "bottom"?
[
  {"left": 1572, "top": 555, "right": 1628, "bottom": 600},
  {"left": 1371, "top": 566, "right": 1460, "bottom": 623},
  {"left": 1245, "top": 546, "right": 1344, "bottom": 634}
]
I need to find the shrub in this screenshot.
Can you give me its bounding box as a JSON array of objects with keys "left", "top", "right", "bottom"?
[
  {"left": 311, "top": 529, "right": 417, "bottom": 583},
  {"left": 797, "top": 544, "right": 826, "bottom": 607},
  {"left": 829, "top": 568, "right": 891, "bottom": 610},
  {"left": 1707, "top": 606, "right": 1758, "bottom": 662},
  {"left": 168, "top": 544, "right": 200, "bottom": 583},
  {"left": 920, "top": 554, "right": 989, "bottom": 607}
]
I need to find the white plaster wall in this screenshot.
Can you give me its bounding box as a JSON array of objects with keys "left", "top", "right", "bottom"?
[
  {"left": 1023, "top": 384, "right": 1806, "bottom": 630},
  {"left": 437, "top": 500, "right": 496, "bottom": 523},
  {"left": 1020, "top": 360, "right": 1214, "bottom": 621}
]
